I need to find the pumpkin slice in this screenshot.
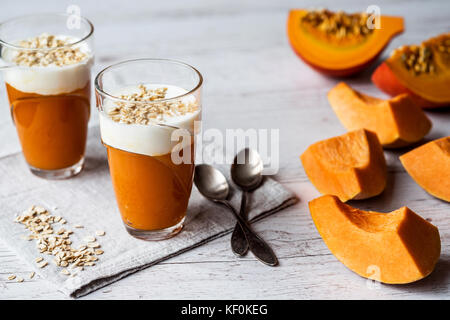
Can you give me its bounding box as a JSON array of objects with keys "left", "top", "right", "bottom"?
[
  {"left": 372, "top": 33, "right": 450, "bottom": 108},
  {"left": 400, "top": 137, "right": 450, "bottom": 202},
  {"left": 328, "top": 82, "right": 432, "bottom": 148},
  {"left": 300, "top": 129, "right": 386, "bottom": 202},
  {"left": 309, "top": 195, "right": 441, "bottom": 284},
  {"left": 287, "top": 9, "right": 404, "bottom": 76}
]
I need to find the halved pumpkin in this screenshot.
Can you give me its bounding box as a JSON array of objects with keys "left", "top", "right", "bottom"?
[
  {"left": 287, "top": 9, "right": 404, "bottom": 76},
  {"left": 309, "top": 195, "right": 441, "bottom": 284},
  {"left": 301, "top": 129, "right": 386, "bottom": 202},
  {"left": 400, "top": 137, "right": 450, "bottom": 202},
  {"left": 328, "top": 82, "right": 432, "bottom": 148},
  {"left": 372, "top": 33, "right": 450, "bottom": 108}
]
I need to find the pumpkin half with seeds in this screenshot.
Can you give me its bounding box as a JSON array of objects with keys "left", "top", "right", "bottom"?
[
  {"left": 372, "top": 33, "right": 450, "bottom": 108},
  {"left": 287, "top": 9, "right": 404, "bottom": 76}
]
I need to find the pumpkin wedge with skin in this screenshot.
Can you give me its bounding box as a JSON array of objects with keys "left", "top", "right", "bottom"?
[
  {"left": 328, "top": 82, "right": 432, "bottom": 148},
  {"left": 287, "top": 9, "right": 404, "bottom": 76},
  {"left": 309, "top": 195, "right": 441, "bottom": 284},
  {"left": 400, "top": 137, "right": 450, "bottom": 202},
  {"left": 372, "top": 33, "right": 450, "bottom": 108},
  {"left": 301, "top": 129, "right": 386, "bottom": 202}
]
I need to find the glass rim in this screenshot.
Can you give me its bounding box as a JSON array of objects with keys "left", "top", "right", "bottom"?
[
  {"left": 94, "top": 58, "right": 203, "bottom": 105},
  {"left": 0, "top": 13, "right": 94, "bottom": 51}
]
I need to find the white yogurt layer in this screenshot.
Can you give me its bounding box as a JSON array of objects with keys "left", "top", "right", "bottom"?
[
  {"left": 99, "top": 84, "right": 201, "bottom": 157},
  {"left": 1, "top": 35, "right": 93, "bottom": 95}
]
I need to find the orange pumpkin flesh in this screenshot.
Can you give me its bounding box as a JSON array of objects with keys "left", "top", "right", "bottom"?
[
  {"left": 301, "top": 129, "right": 386, "bottom": 202},
  {"left": 287, "top": 9, "right": 404, "bottom": 76},
  {"left": 400, "top": 137, "right": 450, "bottom": 202},
  {"left": 372, "top": 62, "right": 446, "bottom": 108},
  {"left": 372, "top": 33, "right": 450, "bottom": 108},
  {"left": 309, "top": 195, "right": 441, "bottom": 284},
  {"left": 328, "top": 82, "right": 432, "bottom": 148}
]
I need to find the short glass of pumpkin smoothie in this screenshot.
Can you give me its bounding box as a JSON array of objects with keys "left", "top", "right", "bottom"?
[
  {"left": 95, "top": 59, "right": 202, "bottom": 240},
  {"left": 0, "top": 14, "right": 94, "bottom": 179}
]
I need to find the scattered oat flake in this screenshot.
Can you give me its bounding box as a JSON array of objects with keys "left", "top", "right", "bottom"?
[
  {"left": 107, "top": 84, "right": 199, "bottom": 125},
  {"left": 84, "top": 236, "right": 96, "bottom": 242},
  {"left": 29, "top": 272, "right": 35, "bottom": 279},
  {"left": 15, "top": 206, "right": 104, "bottom": 271},
  {"left": 12, "top": 34, "right": 88, "bottom": 67},
  {"left": 96, "top": 230, "right": 105, "bottom": 236},
  {"left": 74, "top": 225, "right": 84, "bottom": 228},
  {"left": 16, "top": 277, "right": 24, "bottom": 283},
  {"left": 7, "top": 275, "right": 16, "bottom": 280},
  {"left": 61, "top": 269, "right": 70, "bottom": 275}
]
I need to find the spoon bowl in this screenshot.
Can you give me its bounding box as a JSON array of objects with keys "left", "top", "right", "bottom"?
[
  {"left": 194, "top": 164, "right": 229, "bottom": 201},
  {"left": 231, "top": 148, "right": 264, "bottom": 191}
]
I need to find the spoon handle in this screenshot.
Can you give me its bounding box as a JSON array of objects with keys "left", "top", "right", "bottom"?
[
  {"left": 220, "top": 200, "right": 278, "bottom": 266},
  {"left": 231, "top": 191, "right": 249, "bottom": 256}
]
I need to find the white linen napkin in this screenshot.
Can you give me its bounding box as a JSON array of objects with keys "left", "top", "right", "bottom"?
[{"left": 0, "top": 126, "right": 297, "bottom": 298}]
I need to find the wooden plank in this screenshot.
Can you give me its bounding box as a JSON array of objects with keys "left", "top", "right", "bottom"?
[{"left": 0, "top": 0, "right": 449, "bottom": 299}]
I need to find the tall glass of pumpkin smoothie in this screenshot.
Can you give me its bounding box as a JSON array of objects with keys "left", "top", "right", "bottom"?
[
  {"left": 95, "top": 59, "right": 202, "bottom": 240},
  {"left": 0, "top": 14, "right": 94, "bottom": 179}
]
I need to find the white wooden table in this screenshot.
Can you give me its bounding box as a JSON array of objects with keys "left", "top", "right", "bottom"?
[{"left": 0, "top": 0, "right": 449, "bottom": 299}]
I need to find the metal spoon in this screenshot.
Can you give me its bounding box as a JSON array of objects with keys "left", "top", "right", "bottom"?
[
  {"left": 230, "top": 148, "right": 264, "bottom": 256},
  {"left": 194, "top": 164, "right": 278, "bottom": 266}
]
